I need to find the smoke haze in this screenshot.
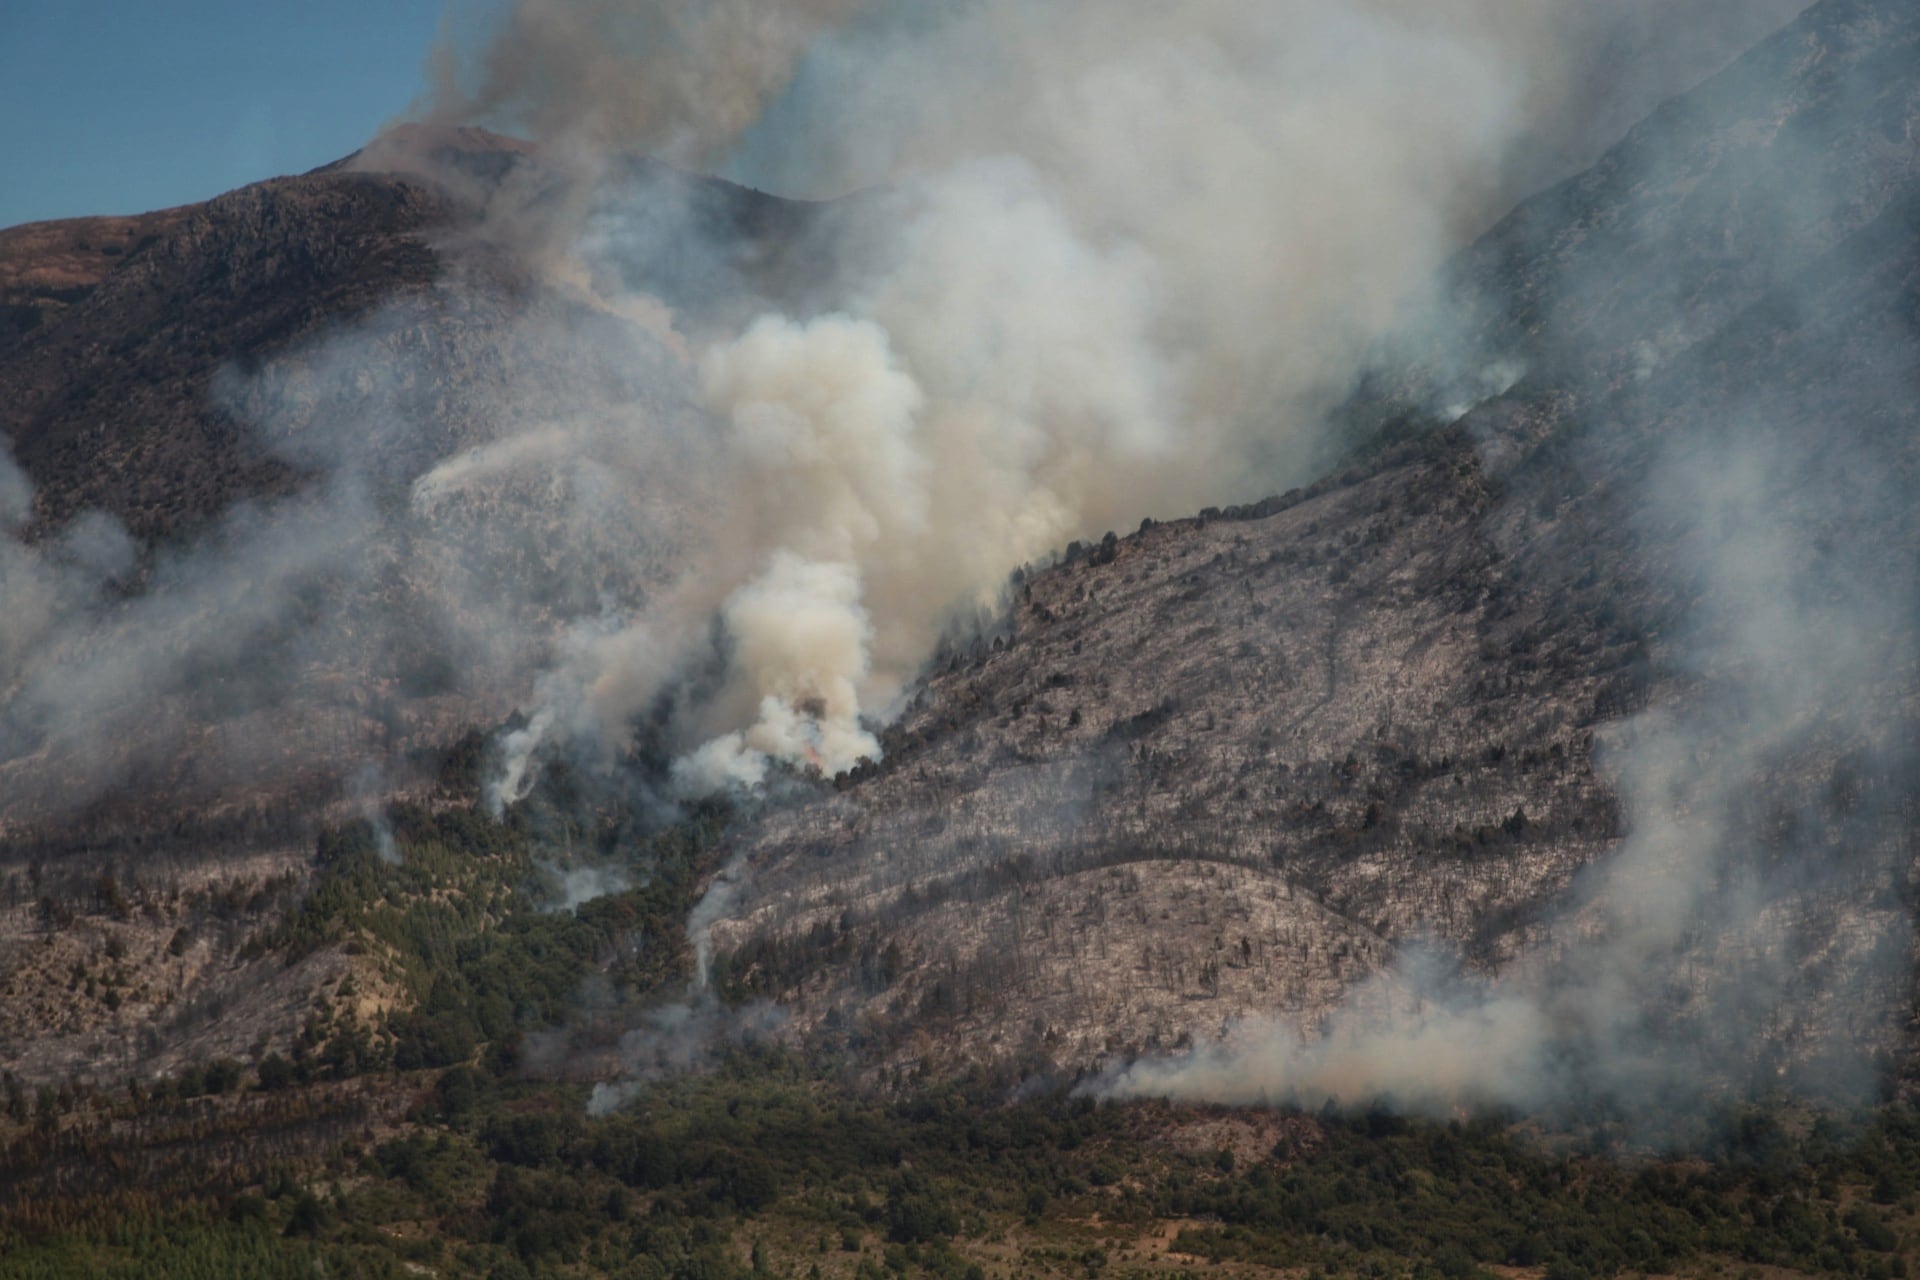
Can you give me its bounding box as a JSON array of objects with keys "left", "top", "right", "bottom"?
[
  {"left": 0, "top": 0, "right": 1824, "bottom": 828},
  {"left": 1089, "top": 411, "right": 1919, "bottom": 1119},
  {"left": 15, "top": 0, "right": 1911, "bottom": 1126},
  {"left": 418, "top": 0, "right": 1821, "bottom": 807}
]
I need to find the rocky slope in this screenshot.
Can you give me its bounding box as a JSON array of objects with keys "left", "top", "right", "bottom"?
[
  {"left": 702, "top": 0, "right": 1920, "bottom": 1085},
  {"left": 707, "top": 432, "right": 1616, "bottom": 1070}
]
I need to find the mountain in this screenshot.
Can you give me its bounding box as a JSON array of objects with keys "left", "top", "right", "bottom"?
[
  {"left": 0, "top": 124, "right": 832, "bottom": 543},
  {"left": 0, "top": 0, "right": 1916, "bottom": 1109},
  {"left": 9, "top": 3, "right": 1920, "bottom": 1275},
  {"left": 699, "top": 0, "right": 1920, "bottom": 1091},
  {"left": 0, "top": 127, "right": 836, "bottom": 1081},
  {"left": 0, "top": 124, "right": 842, "bottom": 845}
]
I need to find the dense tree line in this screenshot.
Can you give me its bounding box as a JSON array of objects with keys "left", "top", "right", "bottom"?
[{"left": 8, "top": 1053, "right": 1920, "bottom": 1278}]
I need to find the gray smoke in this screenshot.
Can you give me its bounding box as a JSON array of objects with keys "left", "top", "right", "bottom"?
[
  {"left": 433, "top": 0, "right": 1827, "bottom": 810},
  {"left": 585, "top": 996, "right": 785, "bottom": 1115},
  {"left": 423, "top": 0, "right": 870, "bottom": 172},
  {"left": 542, "top": 862, "right": 640, "bottom": 913},
  {"left": 349, "top": 764, "right": 401, "bottom": 865},
  {"left": 0, "top": 1, "right": 1819, "bottom": 831},
  {"left": 0, "top": 453, "right": 377, "bottom": 829}
]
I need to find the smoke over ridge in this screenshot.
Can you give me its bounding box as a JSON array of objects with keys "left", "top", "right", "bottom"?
[
  {"left": 0, "top": 1, "right": 1819, "bottom": 827},
  {"left": 1087, "top": 413, "right": 1919, "bottom": 1118},
  {"left": 418, "top": 0, "right": 1824, "bottom": 808}
]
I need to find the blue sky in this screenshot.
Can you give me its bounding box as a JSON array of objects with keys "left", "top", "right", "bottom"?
[{"left": 0, "top": 1, "right": 454, "bottom": 229}]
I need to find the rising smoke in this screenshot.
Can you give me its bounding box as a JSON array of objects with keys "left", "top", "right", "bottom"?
[
  {"left": 423, "top": 0, "right": 871, "bottom": 172},
  {"left": 429, "top": 0, "right": 1827, "bottom": 811},
  {"left": 412, "top": 0, "right": 1911, "bottom": 1115},
  {"left": 0, "top": 1, "right": 1818, "bottom": 828}
]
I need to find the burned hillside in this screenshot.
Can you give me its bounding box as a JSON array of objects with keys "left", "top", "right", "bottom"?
[{"left": 697, "top": 0, "right": 1920, "bottom": 1096}]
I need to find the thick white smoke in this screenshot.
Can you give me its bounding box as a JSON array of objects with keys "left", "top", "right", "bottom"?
[
  {"left": 449, "top": 0, "right": 1739, "bottom": 803},
  {"left": 672, "top": 553, "right": 881, "bottom": 793}
]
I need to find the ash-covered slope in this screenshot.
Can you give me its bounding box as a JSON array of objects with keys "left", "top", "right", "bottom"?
[{"left": 701, "top": 0, "right": 1920, "bottom": 1092}]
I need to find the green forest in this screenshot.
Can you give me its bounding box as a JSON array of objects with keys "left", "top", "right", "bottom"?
[{"left": 3, "top": 777, "right": 1919, "bottom": 1279}]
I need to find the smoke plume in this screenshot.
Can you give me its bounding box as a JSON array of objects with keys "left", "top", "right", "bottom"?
[
  {"left": 430, "top": 0, "right": 1827, "bottom": 809},
  {"left": 424, "top": 0, "right": 869, "bottom": 171},
  {"left": 0, "top": 1, "right": 1821, "bottom": 831},
  {"left": 584, "top": 997, "right": 785, "bottom": 1116}
]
